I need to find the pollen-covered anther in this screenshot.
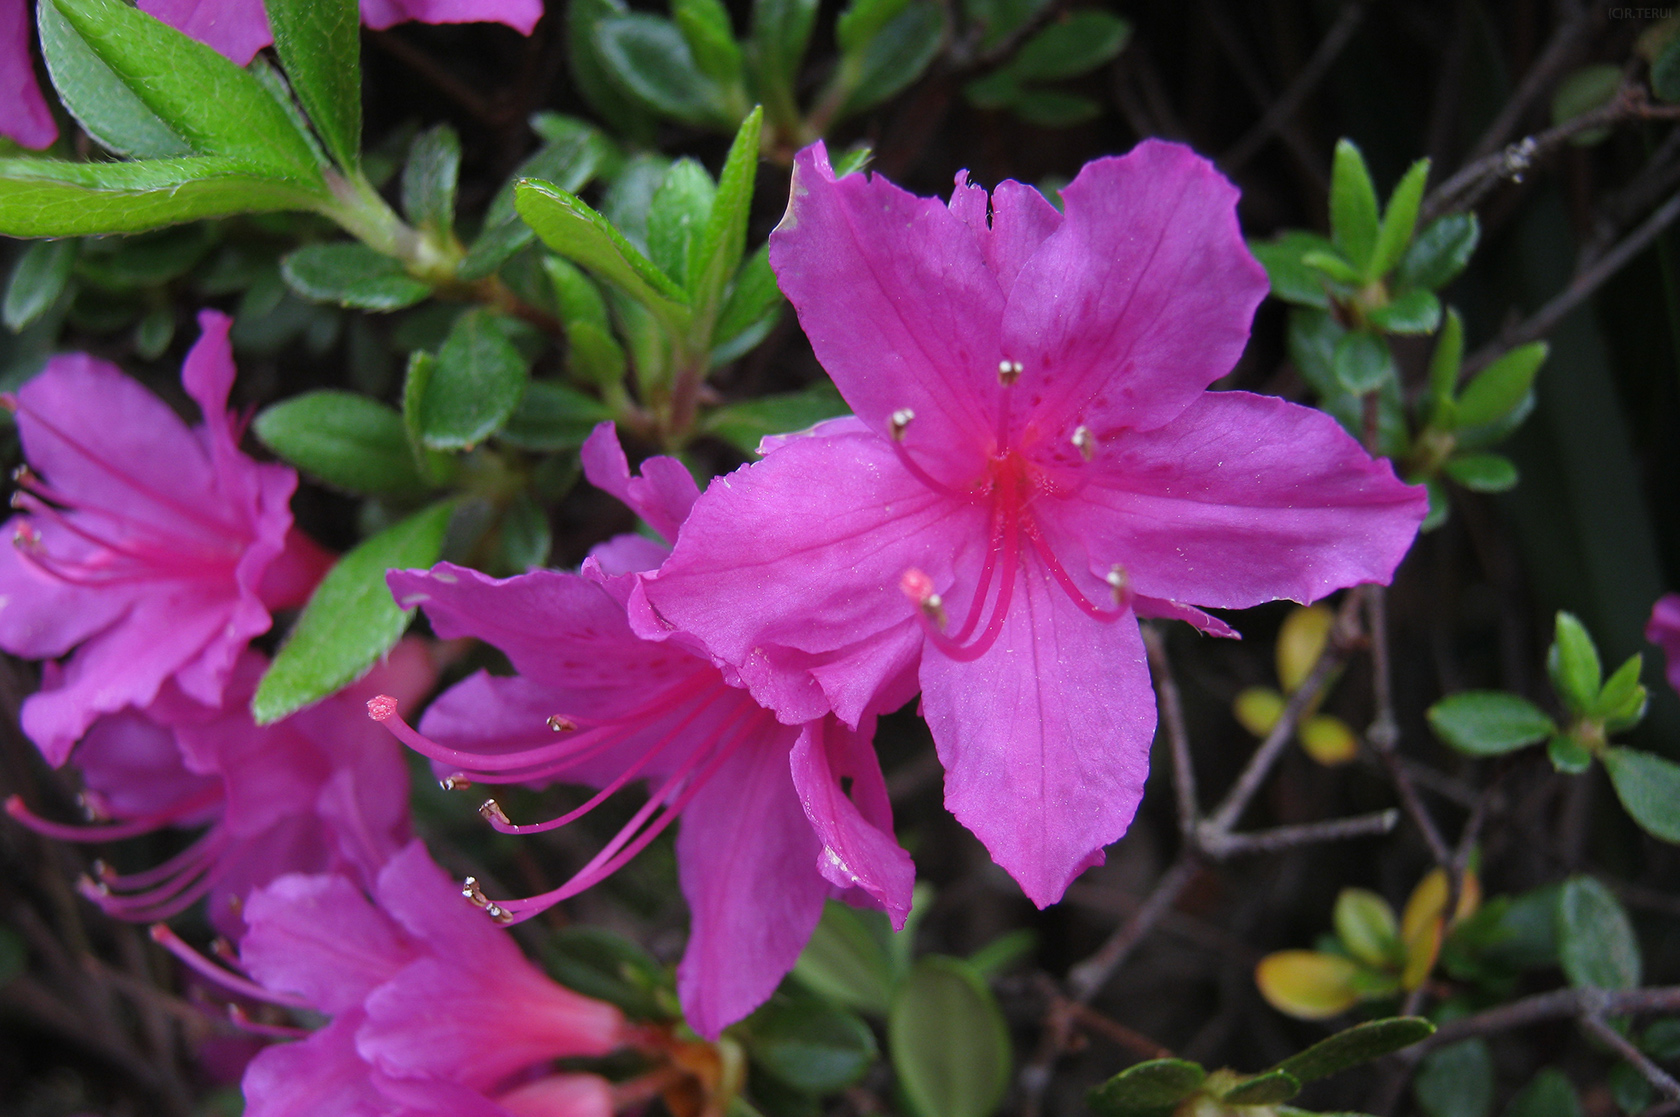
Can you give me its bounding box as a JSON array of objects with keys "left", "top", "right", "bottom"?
[
  {"left": 900, "top": 567, "right": 947, "bottom": 628},
  {"left": 78, "top": 873, "right": 110, "bottom": 897},
  {"left": 462, "top": 876, "right": 491, "bottom": 908},
  {"left": 366, "top": 694, "right": 398, "bottom": 722},
  {"left": 547, "top": 714, "right": 577, "bottom": 733},
  {"left": 13, "top": 521, "right": 41, "bottom": 549},
  {"left": 91, "top": 859, "right": 113, "bottom": 881},
  {"left": 1106, "top": 565, "right": 1134, "bottom": 609},
  {"left": 484, "top": 903, "right": 514, "bottom": 925},
  {"left": 998, "top": 359, "right": 1023, "bottom": 386},
  {"left": 479, "top": 799, "right": 511, "bottom": 827},
  {"left": 439, "top": 774, "right": 471, "bottom": 791},
  {"left": 890, "top": 408, "right": 916, "bottom": 441},
  {"left": 1072, "top": 426, "right": 1096, "bottom": 461}
]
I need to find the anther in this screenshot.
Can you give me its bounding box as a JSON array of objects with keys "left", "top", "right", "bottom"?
[
  {"left": 212, "top": 937, "right": 239, "bottom": 964},
  {"left": 1106, "top": 565, "right": 1133, "bottom": 608},
  {"left": 366, "top": 695, "right": 398, "bottom": 722},
  {"left": 484, "top": 903, "right": 514, "bottom": 925},
  {"left": 998, "top": 360, "right": 1023, "bottom": 386},
  {"left": 439, "top": 774, "right": 471, "bottom": 791},
  {"left": 479, "top": 799, "right": 511, "bottom": 826},
  {"left": 1072, "top": 426, "right": 1096, "bottom": 461},
  {"left": 91, "top": 859, "right": 113, "bottom": 881},
  {"left": 462, "top": 876, "right": 490, "bottom": 908},
  {"left": 13, "top": 522, "right": 40, "bottom": 549},
  {"left": 78, "top": 873, "right": 110, "bottom": 897},
  {"left": 547, "top": 714, "right": 577, "bottom": 733},
  {"left": 9, "top": 464, "right": 29, "bottom": 483},
  {"left": 77, "top": 790, "right": 109, "bottom": 821},
  {"left": 890, "top": 408, "right": 915, "bottom": 441},
  {"left": 900, "top": 568, "right": 947, "bottom": 629}
]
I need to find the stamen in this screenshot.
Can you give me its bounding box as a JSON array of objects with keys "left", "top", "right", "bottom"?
[
  {"left": 900, "top": 568, "right": 946, "bottom": 628},
  {"left": 7, "top": 789, "right": 223, "bottom": 842},
  {"left": 890, "top": 408, "right": 915, "bottom": 441},
  {"left": 228, "top": 1004, "right": 310, "bottom": 1039},
  {"left": 547, "top": 715, "right": 578, "bottom": 732},
  {"left": 150, "top": 924, "right": 311, "bottom": 1009},
  {"left": 1021, "top": 517, "right": 1129, "bottom": 623},
  {"left": 1072, "top": 426, "right": 1096, "bottom": 461},
  {"left": 367, "top": 695, "right": 399, "bottom": 722},
  {"left": 440, "top": 774, "right": 471, "bottom": 791},
  {"left": 479, "top": 800, "right": 512, "bottom": 826},
  {"left": 997, "top": 360, "right": 1023, "bottom": 386},
  {"left": 1106, "top": 564, "right": 1134, "bottom": 609},
  {"left": 917, "top": 511, "right": 1019, "bottom": 663},
  {"left": 461, "top": 877, "right": 514, "bottom": 924}
]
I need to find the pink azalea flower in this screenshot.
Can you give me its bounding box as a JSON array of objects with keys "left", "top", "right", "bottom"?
[
  {"left": 137, "top": 0, "right": 543, "bottom": 67},
  {"left": 1648, "top": 593, "right": 1680, "bottom": 694},
  {"left": 157, "top": 840, "right": 625, "bottom": 1117},
  {"left": 0, "top": 310, "right": 332, "bottom": 765},
  {"left": 6, "top": 642, "right": 431, "bottom": 934},
  {"left": 637, "top": 140, "right": 1430, "bottom": 908},
  {"left": 369, "top": 424, "right": 913, "bottom": 1037},
  {"left": 2, "top": 0, "right": 57, "bottom": 149}
]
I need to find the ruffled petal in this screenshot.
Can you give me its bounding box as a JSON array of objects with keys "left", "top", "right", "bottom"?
[
  {"left": 241, "top": 873, "right": 417, "bottom": 1014},
  {"left": 789, "top": 716, "right": 913, "bottom": 925},
  {"left": 919, "top": 556, "right": 1156, "bottom": 907},
  {"left": 0, "top": 516, "right": 139, "bottom": 659},
  {"left": 242, "top": 1015, "right": 396, "bottom": 1117},
  {"left": 358, "top": 0, "right": 543, "bottom": 33},
  {"left": 948, "top": 173, "right": 1063, "bottom": 296},
  {"left": 73, "top": 707, "right": 218, "bottom": 822},
  {"left": 580, "top": 423, "right": 699, "bottom": 545}
]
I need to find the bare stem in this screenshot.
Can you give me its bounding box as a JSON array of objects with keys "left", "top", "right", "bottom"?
[
  {"left": 1141, "top": 624, "right": 1198, "bottom": 840},
  {"left": 1581, "top": 1014, "right": 1680, "bottom": 1100}
]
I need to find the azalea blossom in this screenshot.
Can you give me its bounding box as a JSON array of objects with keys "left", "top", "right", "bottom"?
[
  {"left": 369, "top": 424, "right": 913, "bottom": 1037},
  {"left": 2, "top": 0, "right": 57, "bottom": 149},
  {"left": 138, "top": 0, "right": 543, "bottom": 67},
  {"left": 154, "top": 840, "right": 626, "bottom": 1117},
  {"left": 0, "top": 310, "right": 331, "bottom": 765},
  {"left": 6, "top": 642, "right": 431, "bottom": 934},
  {"left": 1648, "top": 593, "right": 1680, "bottom": 694},
  {"left": 637, "top": 140, "right": 1429, "bottom": 907}
]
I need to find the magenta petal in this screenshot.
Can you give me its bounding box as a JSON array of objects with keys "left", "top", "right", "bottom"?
[
  {"left": 74, "top": 708, "right": 218, "bottom": 822},
  {"left": 1649, "top": 594, "right": 1680, "bottom": 694},
  {"left": 1001, "top": 141, "right": 1270, "bottom": 440},
  {"left": 920, "top": 558, "right": 1156, "bottom": 908},
  {"left": 358, "top": 0, "right": 542, "bottom": 33},
  {"left": 1, "top": 0, "right": 57, "bottom": 148},
  {"left": 580, "top": 422, "right": 699, "bottom": 545},
  {"left": 771, "top": 144, "right": 1003, "bottom": 480},
  {"left": 789, "top": 716, "right": 913, "bottom": 926},
  {"left": 1134, "top": 596, "right": 1239, "bottom": 639},
  {"left": 137, "top": 0, "right": 273, "bottom": 65},
  {"left": 495, "top": 1074, "right": 614, "bottom": 1117},
  {"left": 1067, "top": 391, "right": 1428, "bottom": 610},
  {"left": 949, "top": 172, "right": 1063, "bottom": 296},
  {"left": 241, "top": 873, "right": 417, "bottom": 1014},
  {"left": 241, "top": 1015, "right": 391, "bottom": 1117},
  {"left": 675, "top": 718, "right": 828, "bottom": 1037},
  {"left": 0, "top": 517, "right": 138, "bottom": 660}
]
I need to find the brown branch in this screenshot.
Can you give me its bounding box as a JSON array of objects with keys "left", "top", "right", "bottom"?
[
  {"left": 1141, "top": 624, "right": 1198, "bottom": 840},
  {"left": 1198, "top": 809, "right": 1400, "bottom": 859},
  {"left": 1582, "top": 1014, "right": 1680, "bottom": 1100},
  {"left": 1420, "top": 985, "right": 1680, "bottom": 1050},
  {"left": 1463, "top": 3, "right": 1601, "bottom": 165},
  {"left": 1065, "top": 853, "right": 1203, "bottom": 1004},
  {"left": 1364, "top": 585, "right": 1455, "bottom": 867}
]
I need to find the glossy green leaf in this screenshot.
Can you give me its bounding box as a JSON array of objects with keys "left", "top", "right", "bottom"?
[
  {"left": 1547, "top": 611, "right": 1602, "bottom": 717},
  {"left": 457, "top": 221, "right": 533, "bottom": 283},
  {"left": 1456, "top": 342, "right": 1546, "bottom": 428},
  {"left": 1415, "top": 1040, "right": 1494, "bottom": 1117},
  {"left": 0, "top": 157, "right": 323, "bottom": 236},
  {"left": 702, "top": 382, "right": 848, "bottom": 455},
  {"left": 1428, "top": 307, "right": 1464, "bottom": 417},
  {"left": 566, "top": 0, "right": 658, "bottom": 140},
  {"left": 890, "top": 957, "right": 1009, "bottom": 1117},
  {"left": 1331, "top": 329, "right": 1392, "bottom": 394},
  {"left": 1555, "top": 875, "right": 1640, "bottom": 991},
  {"left": 4, "top": 239, "right": 75, "bottom": 331},
  {"left": 1443, "top": 453, "right": 1518, "bottom": 493},
  {"left": 36, "top": 0, "right": 190, "bottom": 159},
  {"left": 1370, "top": 157, "right": 1430, "bottom": 279},
  {"left": 419, "top": 309, "right": 529, "bottom": 450},
  {"left": 253, "top": 390, "right": 431, "bottom": 497},
  {"left": 1007, "top": 89, "right": 1101, "bottom": 128},
  {"left": 743, "top": 996, "right": 879, "bottom": 1093},
  {"left": 542, "top": 925, "right": 670, "bottom": 1019},
  {"left": 1550, "top": 65, "right": 1621, "bottom": 145},
  {"left": 648, "top": 158, "right": 717, "bottom": 287},
  {"left": 498, "top": 378, "right": 614, "bottom": 451},
  {"left": 1329, "top": 139, "right": 1380, "bottom": 275},
  {"left": 265, "top": 0, "right": 360, "bottom": 169},
  {"left": 1011, "top": 11, "right": 1129, "bottom": 81},
  {"left": 1595, "top": 655, "right": 1648, "bottom": 731},
  {"left": 1421, "top": 477, "right": 1449, "bottom": 532},
  {"left": 252, "top": 500, "right": 454, "bottom": 723},
  {"left": 839, "top": 1, "right": 943, "bottom": 116},
  {"left": 485, "top": 117, "right": 612, "bottom": 230},
  {"left": 1249, "top": 232, "right": 1335, "bottom": 308},
  {"left": 566, "top": 320, "right": 630, "bottom": 389},
  {"left": 496, "top": 491, "right": 552, "bottom": 574},
  {"left": 281, "top": 243, "right": 431, "bottom": 310},
  {"left": 838, "top": 0, "right": 910, "bottom": 53},
  {"left": 1428, "top": 691, "right": 1553, "bottom": 755},
  {"left": 1334, "top": 889, "right": 1401, "bottom": 966},
  {"left": 50, "top": 0, "right": 319, "bottom": 177},
  {"left": 134, "top": 306, "right": 174, "bottom": 359},
  {"left": 1087, "top": 1060, "right": 1206, "bottom": 1117},
  {"left": 750, "top": 0, "right": 817, "bottom": 126},
  {"left": 595, "top": 14, "right": 731, "bottom": 127},
  {"left": 675, "top": 0, "right": 744, "bottom": 88},
  {"left": 1602, "top": 748, "right": 1680, "bottom": 843},
  {"left": 1396, "top": 212, "right": 1479, "bottom": 291},
  {"left": 1547, "top": 733, "right": 1594, "bottom": 774},
  {"left": 1503, "top": 1069, "right": 1581, "bottom": 1117},
  {"left": 689, "top": 107, "right": 763, "bottom": 325},
  {"left": 966, "top": 930, "right": 1036, "bottom": 978},
  {"left": 711, "top": 246, "right": 781, "bottom": 362},
  {"left": 401, "top": 125, "right": 460, "bottom": 235},
  {"left": 792, "top": 901, "right": 896, "bottom": 1016},
  {"left": 515, "top": 179, "right": 689, "bottom": 322},
  {"left": 1220, "top": 1070, "right": 1300, "bottom": 1106},
  {"left": 1273, "top": 1017, "right": 1435, "bottom": 1082},
  {"left": 1366, "top": 287, "right": 1440, "bottom": 334}
]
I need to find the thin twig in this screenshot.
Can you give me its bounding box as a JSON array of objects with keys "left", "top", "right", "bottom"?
[
  {"left": 1364, "top": 585, "right": 1455, "bottom": 867},
  {"left": 1066, "top": 854, "right": 1203, "bottom": 1004},
  {"left": 1199, "top": 809, "right": 1400, "bottom": 859},
  {"left": 1581, "top": 1014, "right": 1680, "bottom": 1100},
  {"left": 1419, "top": 985, "right": 1680, "bottom": 1050},
  {"left": 1464, "top": 3, "right": 1600, "bottom": 164},
  {"left": 1141, "top": 624, "right": 1198, "bottom": 840}
]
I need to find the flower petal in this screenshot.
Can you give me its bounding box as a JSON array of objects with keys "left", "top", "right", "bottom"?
[
  {"left": 241, "top": 872, "right": 417, "bottom": 1014},
  {"left": 580, "top": 422, "right": 698, "bottom": 545},
  {"left": 0, "top": 517, "right": 139, "bottom": 660},
  {"left": 1002, "top": 140, "right": 1269, "bottom": 443},
  {"left": 919, "top": 556, "right": 1156, "bottom": 908},
  {"left": 137, "top": 0, "right": 273, "bottom": 65},
  {"left": 1648, "top": 594, "right": 1680, "bottom": 694},
  {"left": 357, "top": 0, "right": 543, "bottom": 33},
  {"left": 240, "top": 1015, "right": 392, "bottom": 1117},
  {"left": 1, "top": 0, "right": 58, "bottom": 148},
  {"left": 949, "top": 172, "right": 1063, "bottom": 296}
]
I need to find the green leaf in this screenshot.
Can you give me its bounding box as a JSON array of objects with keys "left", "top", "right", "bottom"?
[
  {"left": 1370, "top": 157, "right": 1430, "bottom": 279},
  {"left": 1421, "top": 477, "right": 1449, "bottom": 532},
  {"left": 135, "top": 306, "right": 175, "bottom": 359},
  {"left": 1427, "top": 307, "right": 1464, "bottom": 419},
  {"left": 830, "top": 145, "right": 874, "bottom": 178},
  {"left": 566, "top": 0, "right": 658, "bottom": 140},
  {"left": 743, "top": 996, "right": 879, "bottom": 1094},
  {"left": 252, "top": 501, "right": 454, "bottom": 723},
  {"left": 1547, "top": 612, "right": 1602, "bottom": 717},
  {"left": 1550, "top": 65, "right": 1621, "bottom": 145},
  {"left": 36, "top": 0, "right": 190, "bottom": 159},
  {"left": 4, "top": 239, "right": 76, "bottom": 331},
  {"left": 1547, "top": 733, "right": 1594, "bottom": 774},
  {"left": 485, "top": 117, "right": 613, "bottom": 230},
  {"left": 1502, "top": 1070, "right": 1581, "bottom": 1117},
  {"left": 750, "top": 0, "right": 818, "bottom": 127},
  {"left": 890, "top": 957, "right": 1010, "bottom": 1117},
  {"left": 1007, "top": 89, "right": 1101, "bottom": 128},
  {"left": 1643, "top": 1018, "right": 1680, "bottom": 1061},
  {"left": 542, "top": 925, "right": 670, "bottom": 1019},
  {"left": 1300, "top": 248, "right": 1362, "bottom": 285},
  {"left": 1415, "top": 1040, "right": 1494, "bottom": 1117},
  {"left": 1220, "top": 1070, "right": 1300, "bottom": 1106},
  {"left": 49, "top": 0, "right": 320, "bottom": 177},
  {"left": 1654, "top": 33, "right": 1680, "bottom": 103},
  {"left": 1330, "top": 139, "right": 1380, "bottom": 275},
  {"left": 793, "top": 901, "right": 896, "bottom": 1016},
  {"left": 265, "top": 0, "right": 361, "bottom": 169},
  {"left": 689, "top": 107, "right": 763, "bottom": 325},
  {"left": 401, "top": 125, "right": 460, "bottom": 235},
  {"left": 712, "top": 242, "right": 782, "bottom": 359},
  {"left": 457, "top": 221, "right": 534, "bottom": 283},
  {"left": 1428, "top": 691, "right": 1553, "bottom": 756},
  {"left": 1594, "top": 655, "right": 1648, "bottom": 730},
  {"left": 595, "top": 14, "right": 731, "bottom": 127},
  {"left": 1087, "top": 1060, "right": 1206, "bottom": 1117},
  {"left": 966, "top": 930, "right": 1036, "bottom": 978},
  {"left": 498, "top": 378, "right": 613, "bottom": 451},
  {"left": 701, "top": 382, "right": 848, "bottom": 455},
  {"left": 648, "top": 158, "right": 717, "bottom": 287},
  {"left": 1332, "top": 329, "right": 1392, "bottom": 394},
  {"left": 515, "top": 179, "right": 689, "bottom": 323},
  {"left": 1396, "top": 212, "right": 1479, "bottom": 291},
  {"left": 566, "top": 320, "right": 630, "bottom": 390},
  {"left": 253, "top": 390, "right": 431, "bottom": 497},
  {"left": 675, "top": 0, "right": 745, "bottom": 89},
  {"left": 1443, "top": 453, "right": 1519, "bottom": 493},
  {"left": 1273, "top": 1017, "right": 1436, "bottom": 1082},
  {"left": 1003, "top": 11, "right": 1129, "bottom": 81},
  {"left": 0, "top": 157, "right": 324, "bottom": 236},
  {"left": 839, "top": 1, "right": 944, "bottom": 117},
  {"left": 1366, "top": 287, "right": 1440, "bottom": 334},
  {"left": 495, "top": 491, "right": 552, "bottom": 574},
  {"left": 1287, "top": 306, "right": 1343, "bottom": 396},
  {"left": 838, "top": 0, "right": 910, "bottom": 53},
  {"left": 281, "top": 243, "right": 431, "bottom": 311},
  {"left": 1456, "top": 342, "right": 1546, "bottom": 428},
  {"left": 963, "top": 0, "right": 1051, "bottom": 49},
  {"left": 1602, "top": 748, "right": 1680, "bottom": 842},
  {"left": 1334, "top": 889, "right": 1401, "bottom": 966},
  {"left": 419, "top": 309, "right": 530, "bottom": 450},
  {"left": 1555, "top": 875, "right": 1640, "bottom": 991},
  {"left": 1249, "top": 231, "right": 1335, "bottom": 308}
]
